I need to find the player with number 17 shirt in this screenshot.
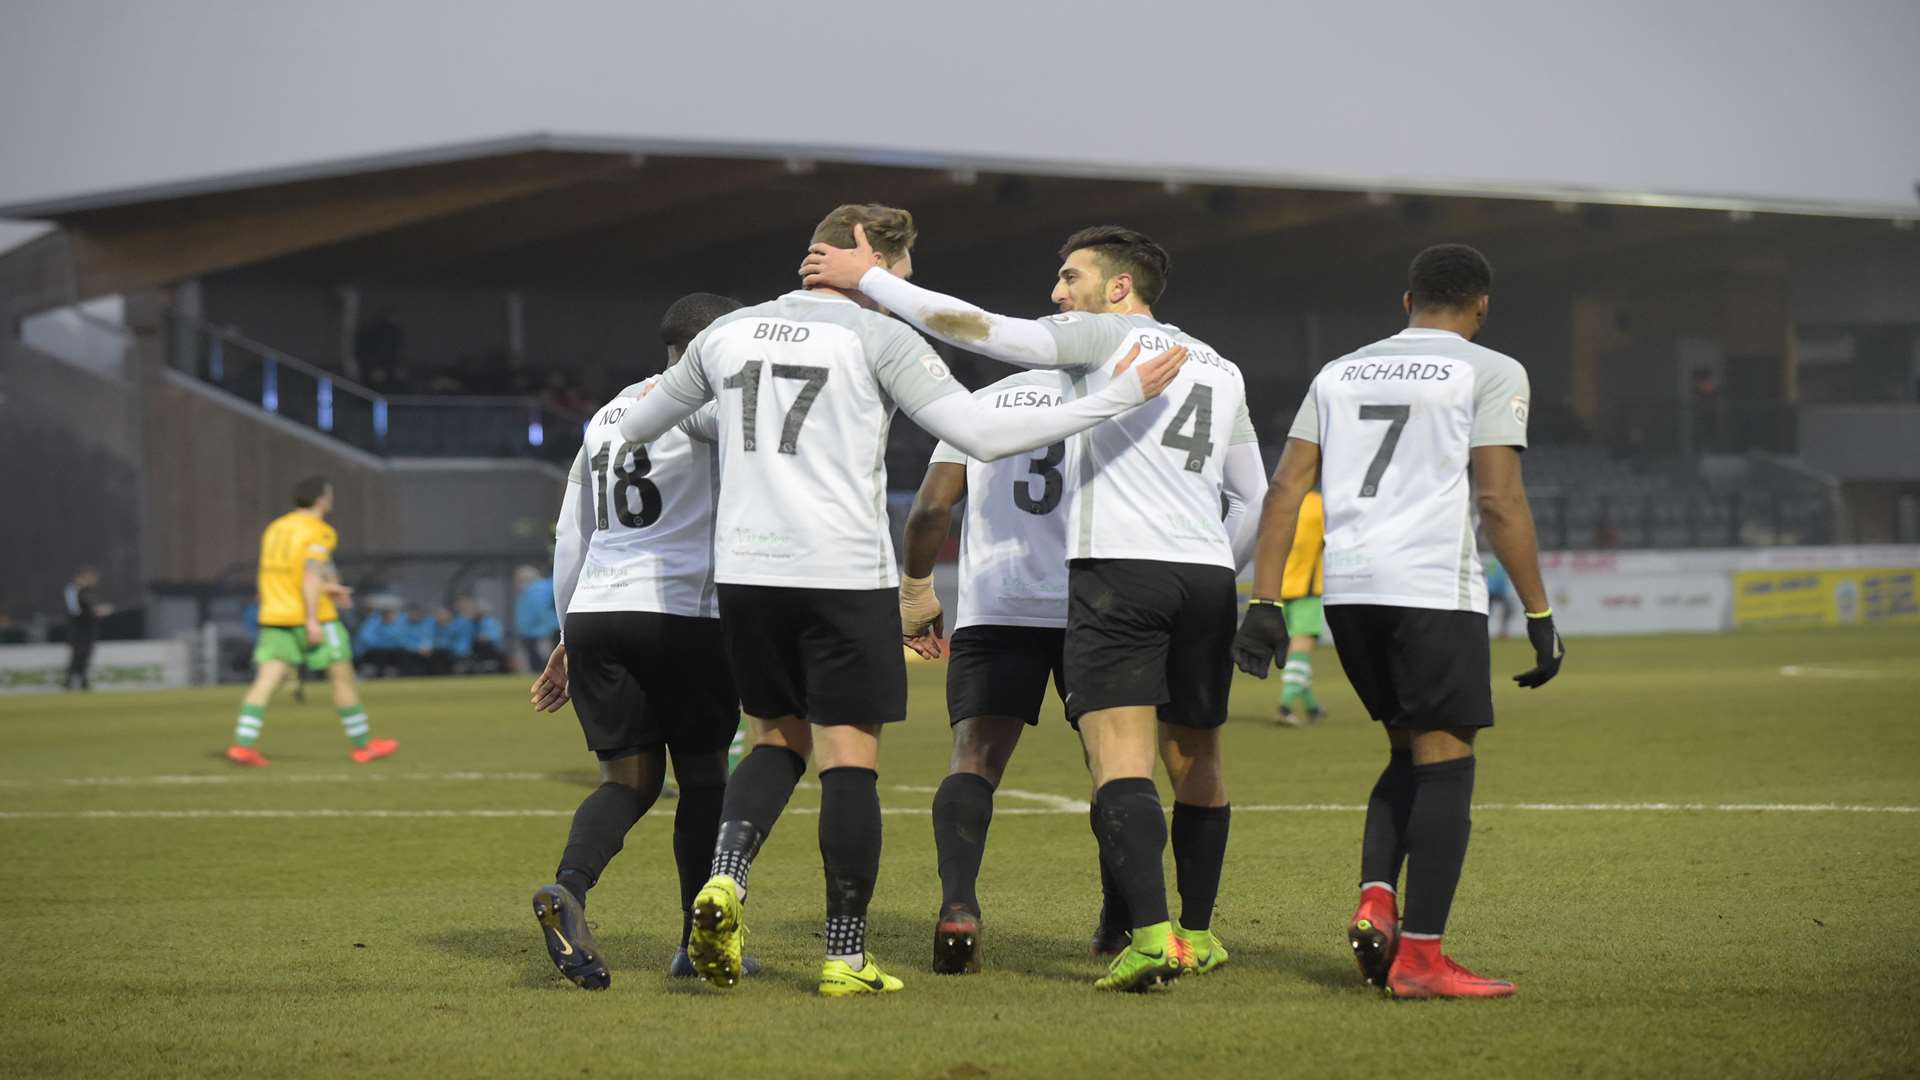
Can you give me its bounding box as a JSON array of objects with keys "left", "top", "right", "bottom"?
[{"left": 612, "top": 204, "right": 1190, "bottom": 997}]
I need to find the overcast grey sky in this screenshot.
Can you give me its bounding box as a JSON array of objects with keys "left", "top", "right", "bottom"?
[{"left": 2, "top": 0, "right": 1916, "bottom": 233}]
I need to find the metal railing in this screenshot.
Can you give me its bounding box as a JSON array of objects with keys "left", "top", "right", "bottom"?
[
  {"left": 166, "top": 312, "right": 584, "bottom": 462},
  {"left": 1530, "top": 490, "right": 1835, "bottom": 550}
]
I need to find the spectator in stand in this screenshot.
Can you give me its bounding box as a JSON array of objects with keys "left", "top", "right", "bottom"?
[
  {"left": 513, "top": 565, "right": 557, "bottom": 673},
  {"left": 466, "top": 597, "right": 505, "bottom": 673},
  {"left": 64, "top": 568, "right": 112, "bottom": 691},
  {"left": 354, "top": 308, "right": 404, "bottom": 380},
  {"left": 430, "top": 606, "right": 474, "bottom": 675},
  {"left": 0, "top": 612, "right": 27, "bottom": 645},
  {"left": 400, "top": 604, "right": 436, "bottom": 677},
  {"left": 356, "top": 607, "right": 407, "bottom": 677}
]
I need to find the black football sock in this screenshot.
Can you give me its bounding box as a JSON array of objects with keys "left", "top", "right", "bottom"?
[
  {"left": 1170, "top": 802, "right": 1231, "bottom": 932},
  {"left": 1359, "top": 751, "right": 1417, "bottom": 889},
  {"left": 673, "top": 781, "right": 726, "bottom": 947},
  {"left": 1090, "top": 803, "right": 1132, "bottom": 933},
  {"left": 556, "top": 781, "right": 661, "bottom": 903},
  {"left": 1401, "top": 756, "right": 1476, "bottom": 936},
  {"left": 1092, "top": 778, "right": 1170, "bottom": 931},
  {"left": 931, "top": 772, "right": 995, "bottom": 917},
  {"left": 819, "top": 766, "right": 882, "bottom": 963},
  {"left": 709, "top": 745, "right": 806, "bottom": 900}
]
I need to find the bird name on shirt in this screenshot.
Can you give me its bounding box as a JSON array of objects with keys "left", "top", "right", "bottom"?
[
  {"left": 752, "top": 322, "right": 812, "bottom": 343},
  {"left": 1339, "top": 361, "right": 1453, "bottom": 382}
]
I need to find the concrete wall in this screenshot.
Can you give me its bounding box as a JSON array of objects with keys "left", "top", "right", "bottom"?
[
  {"left": 0, "top": 234, "right": 147, "bottom": 621},
  {"left": 140, "top": 371, "right": 562, "bottom": 584}
]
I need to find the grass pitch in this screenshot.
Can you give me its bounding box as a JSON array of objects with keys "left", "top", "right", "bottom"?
[{"left": 2, "top": 627, "right": 1917, "bottom": 1079}]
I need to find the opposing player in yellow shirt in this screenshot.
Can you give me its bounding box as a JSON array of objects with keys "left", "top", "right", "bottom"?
[
  {"left": 226, "top": 476, "right": 397, "bottom": 766},
  {"left": 1275, "top": 489, "right": 1329, "bottom": 727}
]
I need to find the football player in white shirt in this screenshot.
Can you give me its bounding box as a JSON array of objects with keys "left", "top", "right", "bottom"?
[
  {"left": 613, "top": 205, "right": 1190, "bottom": 996},
  {"left": 804, "top": 225, "right": 1268, "bottom": 991},
  {"left": 527, "top": 293, "right": 755, "bottom": 991},
  {"left": 1233, "top": 245, "right": 1564, "bottom": 1000},
  {"left": 894, "top": 369, "right": 1108, "bottom": 974}
]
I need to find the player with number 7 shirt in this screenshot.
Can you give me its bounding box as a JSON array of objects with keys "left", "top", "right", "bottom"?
[
  {"left": 613, "top": 204, "right": 1191, "bottom": 997},
  {"left": 1232, "top": 244, "right": 1565, "bottom": 1000},
  {"left": 803, "top": 223, "right": 1269, "bottom": 992}
]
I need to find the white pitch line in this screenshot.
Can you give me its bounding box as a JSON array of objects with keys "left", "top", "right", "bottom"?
[
  {"left": 3, "top": 802, "right": 1916, "bottom": 822},
  {"left": 1778, "top": 664, "right": 1910, "bottom": 680}
]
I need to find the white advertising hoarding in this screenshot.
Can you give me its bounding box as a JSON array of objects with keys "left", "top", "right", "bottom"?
[{"left": 0, "top": 640, "right": 191, "bottom": 695}]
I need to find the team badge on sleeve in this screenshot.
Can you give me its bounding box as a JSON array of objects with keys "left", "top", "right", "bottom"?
[
  {"left": 1511, "top": 396, "right": 1529, "bottom": 425},
  {"left": 921, "top": 355, "right": 951, "bottom": 381}
]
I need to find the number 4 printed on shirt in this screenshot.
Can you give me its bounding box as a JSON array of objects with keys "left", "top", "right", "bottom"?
[{"left": 1160, "top": 384, "right": 1215, "bottom": 472}]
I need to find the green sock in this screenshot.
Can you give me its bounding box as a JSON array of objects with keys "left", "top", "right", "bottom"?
[
  {"left": 338, "top": 706, "right": 371, "bottom": 748},
  {"left": 1280, "top": 650, "right": 1313, "bottom": 707},
  {"left": 233, "top": 704, "right": 266, "bottom": 747}
]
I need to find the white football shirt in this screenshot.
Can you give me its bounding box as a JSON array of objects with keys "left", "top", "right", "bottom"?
[
  {"left": 1040, "top": 313, "right": 1258, "bottom": 570},
  {"left": 1290, "top": 327, "right": 1530, "bottom": 613},
  {"left": 565, "top": 377, "right": 721, "bottom": 619},
  {"left": 652, "top": 291, "right": 964, "bottom": 590},
  {"left": 929, "top": 370, "right": 1076, "bottom": 630}
]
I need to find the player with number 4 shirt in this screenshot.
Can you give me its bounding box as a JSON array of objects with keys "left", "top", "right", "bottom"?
[{"left": 804, "top": 224, "right": 1268, "bottom": 991}]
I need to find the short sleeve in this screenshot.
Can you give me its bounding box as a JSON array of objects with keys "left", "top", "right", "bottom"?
[
  {"left": 305, "top": 522, "right": 337, "bottom": 559},
  {"left": 1038, "top": 312, "right": 1133, "bottom": 369},
  {"left": 928, "top": 440, "right": 967, "bottom": 466},
  {"left": 1230, "top": 399, "right": 1259, "bottom": 445},
  {"left": 1287, "top": 380, "right": 1322, "bottom": 444},
  {"left": 867, "top": 321, "right": 966, "bottom": 414},
  {"left": 1470, "top": 356, "right": 1531, "bottom": 449}
]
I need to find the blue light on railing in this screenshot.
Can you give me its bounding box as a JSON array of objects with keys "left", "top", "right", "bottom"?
[
  {"left": 209, "top": 338, "right": 224, "bottom": 381},
  {"left": 373, "top": 399, "right": 388, "bottom": 445},
  {"left": 317, "top": 378, "right": 333, "bottom": 431},
  {"left": 528, "top": 420, "right": 545, "bottom": 447},
  {"left": 262, "top": 358, "right": 279, "bottom": 413}
]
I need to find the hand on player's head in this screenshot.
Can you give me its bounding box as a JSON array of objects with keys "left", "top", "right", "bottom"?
[{"left": 801, "top": 222, "right": 878, "bottom": 290}]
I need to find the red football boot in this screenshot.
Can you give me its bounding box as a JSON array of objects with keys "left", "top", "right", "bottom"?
[
  {"left": 225, "top": 745, "right": 270, "bottom": 767},
  {"left": 1347, "top": 884, "right": 1399, "bottom": 987},
  {"left": 1385, "top": 936, "right": 1515, "bottom": 999},
  {"left": 350, "top": 738, "right": 399, "bottom": 764}
]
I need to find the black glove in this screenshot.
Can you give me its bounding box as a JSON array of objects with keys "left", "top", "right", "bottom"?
[
  {"left": 1232, "top": 601, "right": 1291, "bottom": 677},
  {"left": 1514, "top": 610, "right": 1565, "bottom": 688}
]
